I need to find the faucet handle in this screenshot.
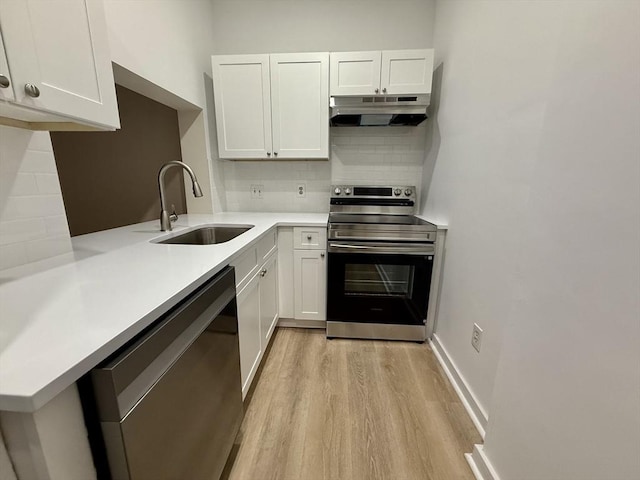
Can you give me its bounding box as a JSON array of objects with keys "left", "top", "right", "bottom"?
[{"left": 170, "top": 204, "right": 178, "bottom": 223}]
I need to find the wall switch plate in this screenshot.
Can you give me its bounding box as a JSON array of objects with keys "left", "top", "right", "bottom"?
[
  {"left": 471, "top": 323, "right": 483, "bottom": 353},
  {"left": 250, "top": 185, "right": 264, "bottom": 199},
  {"left": 297, "top": 183, "right": 306, "bottom": 198}
]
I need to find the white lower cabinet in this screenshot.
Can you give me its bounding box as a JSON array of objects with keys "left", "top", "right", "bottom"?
[
  {"left": 259, "top": 254, "right": 279, "bottom": 346},
  {"left": 237, "top": 272, "right": 261, "bottom": 397},
  {"left": 234, "top": 236, "right": 279, "bottom": 399},
  {"left": 293, "top": 249, "right": 327, "bottom": 321}
]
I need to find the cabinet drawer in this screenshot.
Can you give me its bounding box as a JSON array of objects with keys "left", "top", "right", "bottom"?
[
  {"left": 257, "top": 228, "right": 277, "bottom": 261},
  {"left": 230, "top": 247, "right": 258, "bottom": 289},
  {"left": 293, "top": 227, "right": 327, "bottom": 250}
]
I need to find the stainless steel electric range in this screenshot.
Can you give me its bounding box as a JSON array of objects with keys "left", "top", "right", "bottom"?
[{"left": 326, "top": 185, "right": 437, "bottom": 342}]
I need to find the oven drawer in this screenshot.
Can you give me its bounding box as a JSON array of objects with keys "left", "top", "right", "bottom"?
[{"left": 293, "top": 227, "right": 327, "bottom": 250}]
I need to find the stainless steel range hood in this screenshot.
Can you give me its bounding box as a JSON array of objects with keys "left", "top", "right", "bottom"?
[{"left": 330, "top": 94, "right": 430, "bottom": 127}]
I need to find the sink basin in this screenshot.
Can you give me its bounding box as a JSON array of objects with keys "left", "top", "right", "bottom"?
[{"left": 156, "top": 225, "right": 253, "bottom": 245}]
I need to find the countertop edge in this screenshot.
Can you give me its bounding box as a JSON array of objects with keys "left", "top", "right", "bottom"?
[{"left": 0, "top": 213, "right": 328, "bottom": 412}]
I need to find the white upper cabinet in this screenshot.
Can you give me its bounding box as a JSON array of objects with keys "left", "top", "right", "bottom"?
[
  {"left": 211, "top": 52, "right": 329, "bottom": 160},
  {"left": 330, "top": 51, "right": 381, "bottom": 96},
  {"left": 0, "top": 34, "right": 15, "bottom": 102},
  {"left": 380, "top": 49, "right": 434, "bottom": 95},
  {"left": 330, "top": 49, "right": 434, "bottom": 96},
  {"left": 270, "top": 53, "right": 329, "bottom": 159},
  {"left": 212, "top": 54, "right": 273, "bottom": 159},
  {"left": 0, "top": 0, "right": 120, "bottom": 130}
]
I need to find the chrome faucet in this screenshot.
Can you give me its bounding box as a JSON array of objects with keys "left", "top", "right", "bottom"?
[{"left": 158, "top": 161, "right": 203, "bottom": 231}]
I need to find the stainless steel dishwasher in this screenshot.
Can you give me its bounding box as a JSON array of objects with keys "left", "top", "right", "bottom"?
[{"left": 91, "top": 266, "right": 242, "bottom": 480}]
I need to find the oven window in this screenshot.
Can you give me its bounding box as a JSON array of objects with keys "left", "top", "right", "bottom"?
[{"left": 344, "top": 263, "right": 415, "bottom": 297}]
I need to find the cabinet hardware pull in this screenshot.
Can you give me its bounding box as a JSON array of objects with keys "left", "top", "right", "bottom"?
[
  {"left": 374, "top": 88, "right": 379, "bottom": 94},
  {"left": 267, "top": 152, "right": 271, "bottom": 156},
  {"left": 0, "top": 75, "right": 10, "bottom": 89},
  {"left": 260, "top": 268, "right": 267, "bottom": 277},
  {"left": 320, "top": 252, "right": 325, "bottom": 258},
  {"left": 382, "top": 87, "right": 387, "bottom": 93},
  {"left": 273, "top": 152, "right": 278, "bottom": 156},
  {"left": 25, "top": 83, "right": 40, "bottom": 98},
  {"left": 307, "top": 235, "right": 312, "bottom": 240}
]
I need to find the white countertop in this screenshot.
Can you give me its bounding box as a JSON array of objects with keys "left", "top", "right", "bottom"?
[{"left": 0, "top": 213, "right": 327, "bottom": 412}]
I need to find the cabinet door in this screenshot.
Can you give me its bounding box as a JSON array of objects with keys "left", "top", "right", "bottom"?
[
  {"left": 212, "top": 54, "right": 272, "bottom": 159},
  {"left": 380, "top": 49, "right": 434, "bottom": 95},
  {"left": 259, "top": 254, "right": 278, "bottom": 347},
  {"left": 0, "top": 0, "right": 120, "bottom": 128},
  {"left": 237, "top": 273, "right": 261, "bottom": 398},
  {"left": 270, "top": 52, "right": 329, "bottom": 159},
  {"left": 0, "top": 34, "right": 15, "bottom": 102},
  {"left": 294, "top": 249, "right": 327, "bottom": 321},
  {"left": 330, "top": 51, "right": 381, "bottom": 96}
]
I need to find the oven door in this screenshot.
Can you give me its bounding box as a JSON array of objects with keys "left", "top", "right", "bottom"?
[{"left": 327, "top": 241, "right": 434, "bottom": 326}]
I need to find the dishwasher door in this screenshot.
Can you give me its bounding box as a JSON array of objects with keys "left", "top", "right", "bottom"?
[{"left": 92, "top": 266, "right": 243, "bottom": 480}]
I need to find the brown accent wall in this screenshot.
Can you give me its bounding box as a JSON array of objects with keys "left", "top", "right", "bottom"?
[{"left": 51, "top": 85, "right": 187, "bottom": 236}]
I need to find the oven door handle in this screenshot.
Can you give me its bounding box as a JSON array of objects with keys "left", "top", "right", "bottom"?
[{"left": 328, "top": 242, "right": 435, "bottom": 256}]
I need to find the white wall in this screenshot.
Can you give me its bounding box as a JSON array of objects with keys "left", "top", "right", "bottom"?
[
  {"left": 210, "top": 0, "right": 436, "bottom": 55},
  {"left": 211, "top": 0, "right": 436, "bottom": 211},
  {"left": 104, "top": 0, "right": 215, "bottom": 109},
  {"left": 103, "top": 0, "right": 224, "bottom": 213},
  {"left": 427, "top": 1, "right": 640, "bottom": 478},
  {"left": 0, "top": 126, "right": 72, "bottom": 271}
]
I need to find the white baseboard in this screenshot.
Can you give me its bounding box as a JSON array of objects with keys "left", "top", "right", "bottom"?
[
  {"left": 277, "top": 318, "right": 326, "bottom": 329},
  {"left": 465, "top": 445, "right": 500, "bottom": 480},
  {"left": 429, "top": 334, "right": 488, "bottom": 438}
]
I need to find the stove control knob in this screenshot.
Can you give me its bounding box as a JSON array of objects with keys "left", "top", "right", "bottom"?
[
  {"left": 344, "top": 187, "right": 352, "bottom": 195},
  {"left": 394, "top": 188, "right": 402, "bottom": 196},
  {"left": 404, "top": 188, "right": 413, "bottom": 196},
  {"left": 334, "top": 187, "right": 342, "bottom": 195}
]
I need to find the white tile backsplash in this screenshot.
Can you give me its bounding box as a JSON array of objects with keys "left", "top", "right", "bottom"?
[
  {"left": 223, "top": 124, "right": 428, "bottom": 211},
  {"left": 0, "top": 126, "right": 72, "bottom": 271},
  {"left": 35, "top": 173, "right": 63, "bottom": 195}
]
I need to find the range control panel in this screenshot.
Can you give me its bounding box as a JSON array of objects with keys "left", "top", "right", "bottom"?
[{"left": 331, "top": 185, "right": 415, "bottom": 198}]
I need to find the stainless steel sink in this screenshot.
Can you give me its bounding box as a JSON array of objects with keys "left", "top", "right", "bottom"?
[{"left": 156, "top": 225, "right": 253, "bottom": 245}]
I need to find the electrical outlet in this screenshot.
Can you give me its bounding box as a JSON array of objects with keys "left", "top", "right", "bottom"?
[
  {"left": 250, "top": 185, "right": 259, "bottom": 199},
  {"left": 297, "top": 183, "right": 306, "bottom": 198},
  {"left": 471, "top": 323, "right": 483, "bottom": 353},
  {"left": 257, "top": 184, "right": 264, "bottom": 199}
]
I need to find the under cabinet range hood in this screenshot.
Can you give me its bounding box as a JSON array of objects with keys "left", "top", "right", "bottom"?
[{"left": 330, "top": 94, "right": 430, "bottom": 127}]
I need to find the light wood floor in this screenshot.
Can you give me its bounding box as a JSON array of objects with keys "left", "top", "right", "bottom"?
[{"left": 224, "top": 328, "right": 481, "bottom": 480}]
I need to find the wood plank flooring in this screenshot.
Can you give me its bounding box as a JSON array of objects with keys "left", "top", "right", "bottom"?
[{"left": 223, "top": 328, "right": 481, "bottom": 480}]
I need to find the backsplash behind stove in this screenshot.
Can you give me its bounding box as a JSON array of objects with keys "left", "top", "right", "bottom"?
[{"left": 223, "top": 125, "right": 427, "bottom": 212}]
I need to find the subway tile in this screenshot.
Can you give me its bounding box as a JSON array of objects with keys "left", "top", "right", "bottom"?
[
  {"left": 1, "top": 173, "right": 39, "bottom": 197},
  {"left": 35, "top": 174, "right": 62, "bottom": 195},
  {"left": 358, "top": 136, "right": 386, "bottom": 146},
  {"left": 21, "top": 150, "right": 58, "bottom": 174},
  {"left": 0, "top": 242, "right": 28, "bottom": 270},
  {"left": 27, "top": 132, "right": 54, "bottom": 152},
  {"left": 2, "top": 195, "right": 66, "bottom": 220},
  {"left": 25, "top": 235, "right": 72, "bottom": 263},
  {"left": 0, "top": 218, "right": 47, "bottom": 245},
  {"left": 0, "top": 126, "right": 31, "bottom": 167},
  {"left": 44, "top": 215, "right": 71, "bottom": 237}
]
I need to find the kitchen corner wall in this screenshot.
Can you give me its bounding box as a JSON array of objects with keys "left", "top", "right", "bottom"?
[
  {"left": 425, "top": 1, "right": 640, "bottom": 478},
  {"left": 224, "top": 126, "right": 427, "bottom": 212},
  {"left": 0, "top": 126, "right": 72, "bottom": 271}
]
